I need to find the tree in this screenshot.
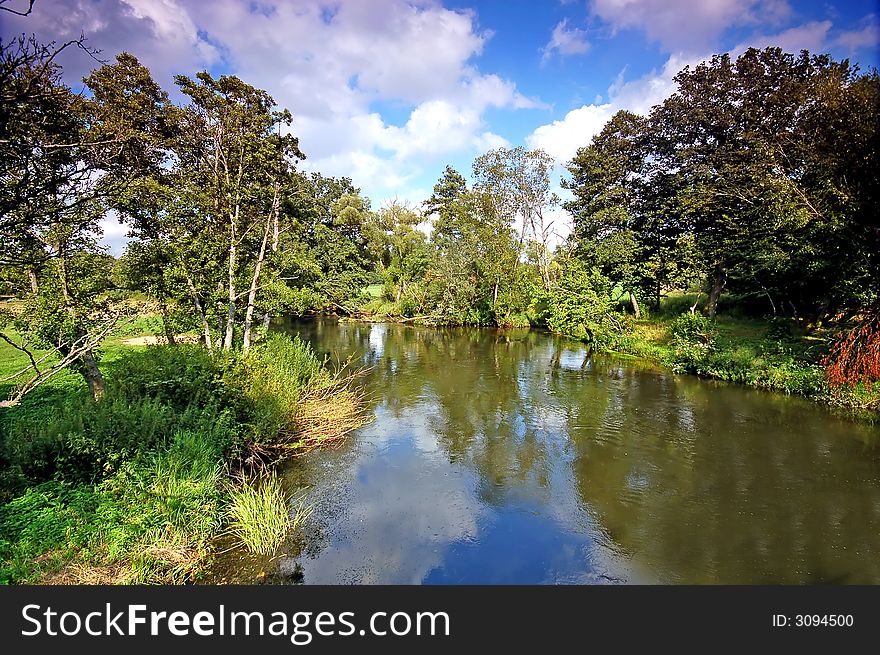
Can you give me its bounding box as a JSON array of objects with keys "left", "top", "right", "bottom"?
[
  {"left": 564, "top": 47, "right": 879, "bottom": 323},
  {"left": 473, "top": 147, "right": 558, "bottom": 290},
  {"left": 564, "top": 110, "right": 695, "bottom": 313},
  {"left": 376, "top": 200, "right": 429, "bottom": 305},
  {"left": 0, "top": 38, "right": 151, "bottom": 403},
  {"left": 650, "top": 47, "right": 878, "bottom": 320},
  {"left": 173, "top": 71, "right": 304, "bottom": 351}
]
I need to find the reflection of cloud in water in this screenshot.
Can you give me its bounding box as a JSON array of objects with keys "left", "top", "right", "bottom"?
[
  {"left": 368, "top": 323, "right": 386, "bottom": 357},
  {"left": 558, "top": 347, "right": 590, "bottom": 370},
  {"left": 293, "top": 443, "right": 482, "bottom": 584}
]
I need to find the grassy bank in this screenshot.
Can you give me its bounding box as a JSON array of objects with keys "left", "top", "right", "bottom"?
[
  {"left": 606, "top": 302, "right": 880, "bottom": 417},
  {"left": 0, "top": 327, "right": 368, "bottom": 584}
]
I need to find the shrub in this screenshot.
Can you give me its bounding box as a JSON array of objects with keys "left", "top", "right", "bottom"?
[
  {"left": 547, "top": 261, "right": 625, "bottom": 348},
  {"left": 765, "top": 316, "right": 796, "bottom": 341},
  {"left": 105, "top": 344, "right": 232, "bottom": 410}
]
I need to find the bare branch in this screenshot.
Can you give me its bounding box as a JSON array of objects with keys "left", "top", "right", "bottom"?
[
  {"left": 0, "top": 330, "right": 41, "bottom": 372},
  {"left": 0, "top": 0, "right": 36, "bottom": 17}
]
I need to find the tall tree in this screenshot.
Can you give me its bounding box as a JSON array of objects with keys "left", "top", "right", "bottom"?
[
  {"left": 173, "top": 71, "right": 304, "bottom": 350},
  {"left": 473, "top": 147, "right": 558, "bottom": 290}
]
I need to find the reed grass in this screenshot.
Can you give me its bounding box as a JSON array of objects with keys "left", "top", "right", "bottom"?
[{"left": 225, "top": 475, "right": 312, "bottom": 556}]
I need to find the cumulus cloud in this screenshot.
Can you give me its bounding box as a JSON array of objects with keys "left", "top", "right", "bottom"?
[
  {"left": 1, "top": 0, "right": 539, "bottom": 204},
  {"left": 542, "top": 19, "right": 591, "bottom": 63},
  {"left": 732, "top": 20, "right": 833, "bottom": 56},
  {"left": 590, "top": 0, "right": 792, "bottom": 53},
  {"left": 526, "top": 54, "right": 692, "bottom": 163},
  {"left": 832, "top": 16, "right": 880, "bottom": 54},
  {"left": 1, "top": 0, "right": 219, "bottom": 91}
]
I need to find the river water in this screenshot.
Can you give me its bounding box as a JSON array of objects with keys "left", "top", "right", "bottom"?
[{"left": 252, "top": 318, "right": 879, "bottom": 584}]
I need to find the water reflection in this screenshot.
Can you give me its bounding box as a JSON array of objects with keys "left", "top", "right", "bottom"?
[{"left": 274, "top": 318, "right": 880, "bottom": 584}]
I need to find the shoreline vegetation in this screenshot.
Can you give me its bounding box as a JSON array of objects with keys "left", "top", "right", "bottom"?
[{"left": 0, "top": 324, "right": 369, "bottom": 584}]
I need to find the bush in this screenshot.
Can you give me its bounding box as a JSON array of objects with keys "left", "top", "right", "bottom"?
[
  {"left": 670, "top": 312, "right": 717, "bottom": 345},
  {"left": 106, "top": 344, "right": 232, "bottom": 410},
  {"left": 546, "top": 261, "right": 625, "bottom": 347},
  {"left": 765, "top": 316, "right": 796, "bottom": 341},
  {"left": 1, "top": 390, "right": 236, "bottom": 487}
]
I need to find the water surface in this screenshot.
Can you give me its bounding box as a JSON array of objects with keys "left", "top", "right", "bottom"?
[{"left": 265, "top": 319, "right": 880, "bottom": 584}]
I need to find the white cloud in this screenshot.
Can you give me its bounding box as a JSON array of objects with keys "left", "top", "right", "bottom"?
[
  {"left": 832, "top": 17, "right": 880, "bottom": 54},
  {"left": 526, "top": 104, "right": 614, "bottom": 164},
  {"left": 732, "top": 20, "right": 833, "bottom": 56},
  {"left": 526, "top": 53, "right": 692, "bottom": 163},
  {"left": 542, "top": 19, "right": 591, "bottom": 63},
  {"left": 2, "top": 0, "right": 538, "bottom": 206},
  {"left": 590, "top": 0, "right": 792, "bottom": 53}
]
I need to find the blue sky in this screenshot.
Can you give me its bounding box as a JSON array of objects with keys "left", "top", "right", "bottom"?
[{"left": 2, "top": 0, "right": 878, "bottom": 250}]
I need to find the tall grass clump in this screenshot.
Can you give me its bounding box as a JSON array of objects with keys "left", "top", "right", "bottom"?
[
  {"left": 235, "top": 334, "right": 371, "bottom": 462},
  {"left": 225, "top": 475, "right": 311, "bottom": 556}
]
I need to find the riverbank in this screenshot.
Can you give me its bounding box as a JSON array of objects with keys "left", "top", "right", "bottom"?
[
  {"left": 351, "top": 292, "right": 879, "bottom": 419},
  {"left": 0, "top": 325, "right": 368, "bottom": 584}
]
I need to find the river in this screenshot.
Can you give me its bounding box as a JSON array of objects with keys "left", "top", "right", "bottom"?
[{"left": 222, "top": 318, "right": 880, "bottom": 584}]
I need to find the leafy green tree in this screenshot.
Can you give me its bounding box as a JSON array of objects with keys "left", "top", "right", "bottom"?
[
  {"left": 0, "top": 40, "right": 155, "bottom": 403},
  {"left": 473, "top": 147, "right": 557, "bottom": 290},
  {"left": 173, "top": 71, "right": 304, "bottom": 350}
]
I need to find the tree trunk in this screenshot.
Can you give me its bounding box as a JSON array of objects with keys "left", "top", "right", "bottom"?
[
  {"left": 183, "top": 270, "right": 212, "bottom": 351},
  {"left": 160, "top": 303, "right": 177, "bottom": 346},
  {"left": 706, "top": 264, "right": 727, "bottom": 318},
  {"left": 630, "top": 291, "right": 641, "bottom": 318},
  {"left": 79, "top": 344, "right": 105, "bottom": 400},
  {"left": 27, "top": 268, "right": 38, "bottom": 294},
  {"left": 243, "top": 209, "right": 273, "bottom": 354},
  {"left": 271, "top": 179, "right": 280, "bottom": 254},
  {"left": 56, "top": 243, "right": 104, "bottom": 400},
  {"left": 224, "top": 207, "right": 239, "bottom": 350}
]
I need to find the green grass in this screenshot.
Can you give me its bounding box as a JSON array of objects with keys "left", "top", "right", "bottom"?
[
  {"left": 364, "top": 284, "right": 384, "bottom": 299},
  {"left": 225, "top": 475, "right": 311, "bottom": 557},
  {"left": 598, "top": 297, "right": 878, "bottom": 414},
  {"left": 0, "top": 429, "right": 225, "bottom": 584},
  {"left": 0, "top": 331, "right": 363, "bottom": 584}
]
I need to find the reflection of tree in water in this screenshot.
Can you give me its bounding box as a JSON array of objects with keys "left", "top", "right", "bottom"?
[
  {"left": 559, "top": 367, "right": 880, "bottom": 583},
  {"left": 282, "top": 318, "right": 880, "bottom": 584}
]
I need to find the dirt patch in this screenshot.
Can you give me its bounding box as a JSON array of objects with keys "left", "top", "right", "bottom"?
[{"left": 122, "top": 335, "right": 200, "bottom": 346}]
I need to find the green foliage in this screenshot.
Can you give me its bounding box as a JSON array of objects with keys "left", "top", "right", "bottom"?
[
  {"left": 546, "top": 260, "right": 625, "bottom": 348},
  {"left": 0, "top": 333, "right": 354, "bottom": 583},
  {"left": 232, "top": 333, "right": 325, "bottom": 441},
  {"left": 1, "top": 389, "right": 235, "bottom": 489},
  {"left": 106, "top": 344, "right": 231, "bottom": 408},
  {"left": 670, "top": 312, "right": 717, "bottom": 346},
  {"left": 0, "top": 429, "right": 224, "bottom": 584}
]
